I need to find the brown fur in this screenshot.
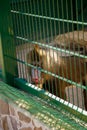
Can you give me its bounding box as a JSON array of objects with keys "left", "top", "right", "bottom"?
[
  {"left": 35, "top": 45, "right": 87, "bottom": 98},
  {"left": 27, "top": 31, "right": 87, "bottom": 110}
]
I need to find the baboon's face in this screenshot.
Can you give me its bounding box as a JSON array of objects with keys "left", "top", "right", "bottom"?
[{"left": 27, "top": 47, "right": 43, "bottom": 85}]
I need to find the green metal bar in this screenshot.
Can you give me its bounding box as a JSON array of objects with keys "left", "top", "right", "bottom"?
[
  {"left": 70, "top": 0, "right": 75, "bottom": 105},
  {"left": 11, "top": 10, "right": 87, "bottom": 26},
  {"left": 3, "top": 54, "right": 87, "bottom": 91},
  {"left": 65, "top": 0, "right": 71, "bottom": 103},
  {"left": 0, "top": 0, "right": 18, "bottom": 85},
  {"left": 15, "top": 36, "right": 87, "bottom": 59}
]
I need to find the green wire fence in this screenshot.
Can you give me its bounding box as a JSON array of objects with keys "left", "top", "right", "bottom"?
[{"left": 0, "top": 0, "right": 87, "bottom": 128}]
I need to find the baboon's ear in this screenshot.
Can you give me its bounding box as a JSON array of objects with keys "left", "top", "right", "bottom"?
[{"left": 34, "top": 44, "right": 46, "bottom": 56}]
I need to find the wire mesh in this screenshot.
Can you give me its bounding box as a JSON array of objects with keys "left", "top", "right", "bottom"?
[
  {"left": 0, "top": 81, "right": 87, "bottom": 129},
  {"left": 10, "top": 0, "right": 87, "bottom": 114}
]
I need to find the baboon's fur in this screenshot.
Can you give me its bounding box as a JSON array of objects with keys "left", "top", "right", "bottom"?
[{"left": 27, "top": 30, "right": 87, "bottom": 109}]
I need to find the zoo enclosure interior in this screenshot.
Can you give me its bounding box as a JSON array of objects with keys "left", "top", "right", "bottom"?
[{"left": 0, "top": 0, "right": 87, "bottom": 124}]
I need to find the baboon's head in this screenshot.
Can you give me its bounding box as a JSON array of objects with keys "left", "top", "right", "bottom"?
[
  {"left": 27, "top": 45, "right": 46, "bottom": 85},
  {"left": 27, "top": 44, "right": 64, "bottom": 86}
]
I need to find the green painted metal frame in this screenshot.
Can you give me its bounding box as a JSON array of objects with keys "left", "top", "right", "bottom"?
[{"left": 0, "top": 0, "right": 18, "bottom": 85}]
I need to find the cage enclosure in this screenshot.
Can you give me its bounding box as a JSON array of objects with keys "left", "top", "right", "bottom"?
[{"left": 0, "top": 0, "right": 87, "bottom": 129}]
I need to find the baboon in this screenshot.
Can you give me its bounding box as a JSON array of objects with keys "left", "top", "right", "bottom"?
[{"left": 27, "top": 30, "right": 87, "bottom": 110}]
